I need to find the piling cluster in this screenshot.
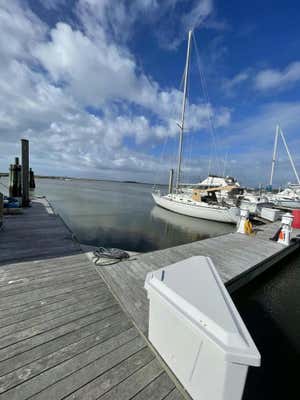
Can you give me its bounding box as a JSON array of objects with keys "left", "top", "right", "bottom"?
[{"left": 2, "top": 139, "right": 35, "bottom": 210}]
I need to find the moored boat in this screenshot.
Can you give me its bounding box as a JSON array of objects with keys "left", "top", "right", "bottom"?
[
  {"left": 152, "top": 31, "right": 240, "bottom": 224},
  {"left": 152, "top": 191, "right": 239, "bottom": 223}
]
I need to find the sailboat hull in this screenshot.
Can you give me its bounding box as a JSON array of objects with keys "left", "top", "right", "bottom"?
[
  {"left": 152, "top": 193, "right": 239, "bottom": 224},
  {"left": 274, "top": 199, "right": 300, "bottom": 209}
]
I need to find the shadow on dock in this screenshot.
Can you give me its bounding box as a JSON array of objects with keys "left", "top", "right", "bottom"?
[{"left": 0, "top": 198, "right": 80, "bottom": 266}]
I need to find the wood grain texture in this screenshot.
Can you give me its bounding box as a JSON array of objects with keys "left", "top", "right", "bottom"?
[
  {"left": 0, "top": 198, "right": 187, "bottom": 400},
  {"left": 96, "top": 220, "right": 300, "bottom": 334}
]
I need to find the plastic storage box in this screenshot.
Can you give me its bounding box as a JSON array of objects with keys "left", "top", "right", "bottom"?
[
  {"left": 145, "top": 256, "right": 261, "bottom": 400},
  {"left": 260, "top": 207, "right": 281, "bottom": 221}
]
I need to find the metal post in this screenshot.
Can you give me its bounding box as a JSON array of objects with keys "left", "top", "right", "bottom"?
[
  {"left": 279, "top": 127, "right": 300, "bottom": 185},
  {"left": 176, "top": 30, "right": 192, "bottom": 191},
  {"left": 9, "top": 164, "right": 14, "bottom": 197},
  {"left": 168, "top": 169, "right": 174, "bottom": 194},
  {"left": 21, "top": 139, "right": 30, "bottom": 207},
  {"left": 270, "top": 125, "right": 279, "bottom": 187},
  {"left": 16, "top": 157, "right": 22, "bottom": 197}
]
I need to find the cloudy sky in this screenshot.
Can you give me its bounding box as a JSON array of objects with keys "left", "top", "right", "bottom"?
[{"left": 0, "top": 0, "right": 300, "bottom": 186}]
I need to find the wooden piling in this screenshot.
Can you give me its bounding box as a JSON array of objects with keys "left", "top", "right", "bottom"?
[
  {"left": 8, "top": 157, "right": 22, "bottom": 198},
  {"left": 0, "top": 192, "right": 3, "bottom": 228},
  {"left": 8, "top": 164, "right": 14, "bottom": 197},
  {"left": 21, "top": 139, "right": 30, "bottom": 207},
  {"left": 16, "top": 157, "right": 22, "bottom": 196},
  {"left": 29, "top": 168, "right": 36, "bottom": 189}
]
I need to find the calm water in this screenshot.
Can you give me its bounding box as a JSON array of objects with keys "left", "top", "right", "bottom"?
[
  {"left": 234, "top": 252, "right": 300, "bottom": 400},
  {"left": 31, "top": 178, "right": 235, "bottom": 252}
]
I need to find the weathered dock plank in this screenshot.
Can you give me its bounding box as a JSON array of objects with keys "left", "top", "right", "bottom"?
[
  {"left": 94, "top": 219, "right": 300, "bottom": 334},
  {"left": 0, "top": 198, "right": 186, "bottom": 400}
]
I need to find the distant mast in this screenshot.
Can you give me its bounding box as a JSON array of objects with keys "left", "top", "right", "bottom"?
[
  {"left": 269, "top": 125, "right": 279, "bottom": 188},
  {"left": 269, "top": 124, "right": 300, "bottom": 187},
  {"left": 175, "top": 30, "right": 193, "bottom": 191}
]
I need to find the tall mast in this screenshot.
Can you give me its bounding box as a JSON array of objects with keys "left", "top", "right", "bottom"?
[
  {"left": 269, "top": 124, "right": 279, "bottom": 187},
  {"left": 279, "top": 126, "right": 300, "bottom": 184},
  {"left": 175, "top": 30, "right": 192, "bottom": 191},
  {"left": 269, "top": 124, "right": 300, "bottom": 187}
]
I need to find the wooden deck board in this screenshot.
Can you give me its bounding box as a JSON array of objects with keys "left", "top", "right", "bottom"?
[
  {"left": 95, "top": 220, "right": 300, "bottom": 335},
  {"left": 130, "top": 372, "right": 175, "bottom": 400},
  {"left": 0, "top": 198, "right": 186, "bottom": 400}
]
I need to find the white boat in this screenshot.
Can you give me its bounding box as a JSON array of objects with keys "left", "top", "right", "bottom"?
[
  {"left": 268, "top": 186, "right": 300, "bottom": 209},
  {"left": 152, "top": 192, "right": 239, "bottom": 223},
  {"left": 240, "top": 192, "right": 273, "bottom": 214},
  {"left": 152, "top": 31, "right": 239, "bottom": 224},
  {"left": 150, "top": 205, "right": 235, "bottom": 236},
  {"left": 183, "top": 175, "right": 241, "bottom": 196}
]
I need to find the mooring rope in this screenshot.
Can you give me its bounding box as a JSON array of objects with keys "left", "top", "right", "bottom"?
[{"left": 93, "top": 247, "right": 131, "bottom": 266}]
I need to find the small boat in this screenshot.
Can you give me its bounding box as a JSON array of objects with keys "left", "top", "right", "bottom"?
[
  {"left": 240, "top": 192, "right": 273, "bottom": 214},
  {"left": 268, "top": 186, "right": 300, "bottom": 209},
  {"left": 152, "top": 31, "right": 239, "bottom": 224}
]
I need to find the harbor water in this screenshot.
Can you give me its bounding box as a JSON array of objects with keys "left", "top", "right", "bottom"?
[
  {"left": 34, "top": 178, "right": 235, "bottom": 252},
  {"left": 234, "top": 252, "right": 300, "bottom": 400}
]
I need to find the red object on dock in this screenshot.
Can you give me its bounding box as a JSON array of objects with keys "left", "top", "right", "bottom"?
[{"left": 292, "top": 210, "right": 300, "bottom": 228}]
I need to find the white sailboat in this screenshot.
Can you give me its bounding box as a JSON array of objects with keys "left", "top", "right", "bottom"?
[{"left": 152, "top": 31, "right": 239, "bottom": 224}]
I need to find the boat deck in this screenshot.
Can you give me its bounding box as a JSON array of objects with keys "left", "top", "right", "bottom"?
[
  {"left": 0, "top": 198, "right": 187, "bottom": 400},
  {"left": 95, "top": 218, "right": 300, "bottom": 334}
]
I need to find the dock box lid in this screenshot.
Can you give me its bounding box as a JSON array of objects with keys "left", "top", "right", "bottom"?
[{"left": 145, "top": 256, "right": 260, "bottom": 366}]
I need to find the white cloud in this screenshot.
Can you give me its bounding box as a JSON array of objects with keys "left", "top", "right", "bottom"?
[
  {"left": 3, "top": 0, "right": 299, "bottom": 187},
  {"left": 38, "top": 0, "right": 67, "bottom": 10},
  {"left": 255, "top": 61, "right": 300, "bottom": 91},
  {"left": 0, "top": 1, "right": 230, "bottom": 183},
  {"left": 33, "top": 21, "right": 229, "bottom": 134},
  {"left": 153, "top": 0, "right": 215, "bottom": 49},
  {"left": 0, "top": 0, "right": 45, "bottom": 61},
  {"left": 182, "top": 0, "right": 213, "bottom": 32},
  {"left": 77, "top": 0, "right": 215, "bottom": 49},
  {"left": 224, "top": 101, "right": 300, "bottom": 147},
  {"left": 222, "top": 71, "right": 249, "bottom": 94}
]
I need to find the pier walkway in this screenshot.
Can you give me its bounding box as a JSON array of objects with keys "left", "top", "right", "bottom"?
[
  {"left": 96, "top": 217, "right": 300, "bottom": 334},
  {"left": 0, "top": 198, "right": 186, "bottom": 400}
]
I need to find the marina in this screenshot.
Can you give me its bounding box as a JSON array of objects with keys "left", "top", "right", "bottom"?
[
  {"left": 1, "top": 138, "right": 300, "bottom": 399},
  {"left": 1, "top": 2, "right": 300, "bottom": 398},
  {"left": 0, "top": 194, "right": 299, "bottom": 399}
]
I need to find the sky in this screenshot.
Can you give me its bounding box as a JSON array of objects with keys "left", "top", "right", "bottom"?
[{"left": 0, "top": 0, "right": 300, "bottom": 186}]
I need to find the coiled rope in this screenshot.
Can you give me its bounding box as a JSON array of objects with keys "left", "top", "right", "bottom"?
[{"left": 93, "top": 247, "right": 131, "bottom": 266}]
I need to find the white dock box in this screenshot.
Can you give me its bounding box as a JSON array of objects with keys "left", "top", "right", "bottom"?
[
  {"left": 145, "top": 256, "right": 260, "bottom": 400},
  {"left": 260, "top": 207, "right": 281, "bottom": 221}
]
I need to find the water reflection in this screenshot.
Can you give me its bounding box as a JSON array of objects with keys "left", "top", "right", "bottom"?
[
  {"left": 1, "top": 177, "right": 234, "bottom": 252},
  {"left": 151, "top": 205, "right": 235, "bottom": 240}
]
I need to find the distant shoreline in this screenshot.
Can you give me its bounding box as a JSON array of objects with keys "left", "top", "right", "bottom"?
[{"left": 0, "top": 172, "right": 166, "bottom": 186}]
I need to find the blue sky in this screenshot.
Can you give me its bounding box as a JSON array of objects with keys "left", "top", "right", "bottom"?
[{"left": 0, "top": 0, "right": 300, "bottom": 186}]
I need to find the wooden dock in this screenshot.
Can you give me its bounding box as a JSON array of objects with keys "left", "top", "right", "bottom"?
[
  {"left": 94, "top": 219, "right": 300, "bottom": 334},
  {"left": 0, "top": 198, "right": 187, "bottom": 400}
]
